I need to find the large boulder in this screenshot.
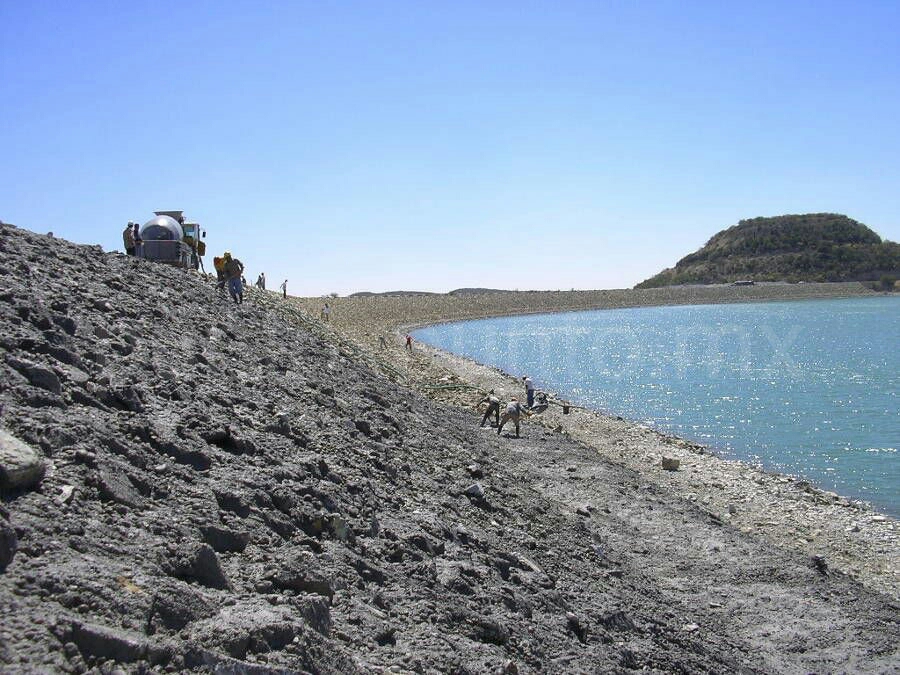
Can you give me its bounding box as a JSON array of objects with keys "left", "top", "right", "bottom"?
[
  {"left": 0, "top": 429, "right": 45, "bottom": 491},
  {"left": 187, "top": 602, "right": 305, "bottom": 659},
  {"left": 148, "top": 581, "right": 217, "bottom": 632},
  {"left": 96, "top": 464, "right": 144, "bottom": 508},
  {"left": 69, "top": 620, "right": 170, "bottom": 665},
  {"left": 162, "top": 543, "right": 231, "bottom": 590},
  {"left": 270, "top": 549, "right": 334, "bottom": 600}
]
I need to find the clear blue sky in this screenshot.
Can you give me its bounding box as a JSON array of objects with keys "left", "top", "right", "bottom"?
[{"left": 2, "top": 1, "right": 899, "bottom": 295}]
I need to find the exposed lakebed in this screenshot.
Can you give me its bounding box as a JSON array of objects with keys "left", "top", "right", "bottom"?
[{"left": 413, "top": 297, "right": 900, "bottom": 516}]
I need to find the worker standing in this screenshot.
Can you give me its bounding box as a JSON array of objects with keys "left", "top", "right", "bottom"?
[
  {"left": 223, "top": 252, "right": 244, "bottom": 304},
  {"left": 280, "top": 279, "right": 288, "bottom": 299},
  {"left": 123, "top": 222, "right": 136, "bottom": 256},
  {"left": 523, "top": 376, "right": 535, "bottom": 409}
]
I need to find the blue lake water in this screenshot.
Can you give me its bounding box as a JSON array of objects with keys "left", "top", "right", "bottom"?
[{"left": 413, "top": 297, "right": 900, "bottom": 516}]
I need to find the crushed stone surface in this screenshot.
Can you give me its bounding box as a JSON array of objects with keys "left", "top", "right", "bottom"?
[{"left": 0, "top": 223, "right": 897, "bottom": 674}]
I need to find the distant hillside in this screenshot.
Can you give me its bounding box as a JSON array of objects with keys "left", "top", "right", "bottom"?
[
  {"left": 347, "top": 290, "right": 439, "bottom": 298},
  {"left": 447, "top": 288, "right": 515, "bottom": 296},
  {"left": 348, "top": 289, "right": 517, "bottom": 298},
  {"left": 636, "top": 213, "right": 900, "bottom": 288},
  {"left": 351, "top": 289, "right": 535, "bottom": 298}
]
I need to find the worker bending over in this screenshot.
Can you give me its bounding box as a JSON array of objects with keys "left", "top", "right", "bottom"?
[
  {"left": 498, "top": 398, "right": 530, "bottom": 438},
  {"left": 477, "top": 389, "right": 501, "bottom": 428}
]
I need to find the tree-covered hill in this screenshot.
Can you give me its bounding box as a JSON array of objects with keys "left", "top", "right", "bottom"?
[{"left": 636, "top": 213, "right": 900, "bottom": 288}]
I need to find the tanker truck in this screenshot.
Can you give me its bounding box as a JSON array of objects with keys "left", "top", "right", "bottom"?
[{"left": 135, "top": 210, "right": 206, "bottom": 271}]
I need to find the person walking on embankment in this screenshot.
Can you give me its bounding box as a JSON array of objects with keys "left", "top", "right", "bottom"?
[{"left": 223, "top": 252, "right": 244, "bottom": 304}]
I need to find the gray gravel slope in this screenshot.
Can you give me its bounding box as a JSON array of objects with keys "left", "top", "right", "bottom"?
[{"left": 0, "top": 224, "right": 897, "bottom": 674}]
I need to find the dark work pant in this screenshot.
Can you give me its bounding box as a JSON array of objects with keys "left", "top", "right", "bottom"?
[
  {"left": 481, "top": 402, "right": 500, "bottom": 427},
  {"left": 498, "top": 413, "right": 521, "bottom": 437}
]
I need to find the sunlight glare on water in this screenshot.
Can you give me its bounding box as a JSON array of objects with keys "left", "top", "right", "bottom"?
[{"left": 413, "top": 297, "right": 900, "bottom": 516}]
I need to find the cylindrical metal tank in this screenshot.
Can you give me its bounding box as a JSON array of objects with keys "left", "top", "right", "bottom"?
[{"left": 139, "top": 215, "right": 183, "bottom": 242}]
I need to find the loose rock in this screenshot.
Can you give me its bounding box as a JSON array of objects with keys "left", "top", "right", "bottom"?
[
  {"left": 0, "top": 429, "right": 46, "bottom": 490},
  {"left": 661, "top": 457, "right": 680, "bottom": 471}
]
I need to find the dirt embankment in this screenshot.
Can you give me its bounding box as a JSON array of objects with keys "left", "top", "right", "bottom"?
[
  {"left": 0, "top": 224, "right": 897, "bottom": 674},
  {"left": 283, "top": 287, "right": 899, "bottom": 603}
]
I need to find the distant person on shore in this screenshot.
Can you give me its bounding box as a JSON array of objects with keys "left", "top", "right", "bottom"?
[
  {"left": 405, "top": 334, "right": 413, "bottom": 352},
  {"left": 378, "top": 335, "right": 388, "bottom": 349},
  {"left": 280, "top": 279, "right": 288, "bottom": 299},
  {"left": 498, "top": 398, "right": 530, "bottom": 438},
  {"left": 321, "top": 303, "right": 331, "bottom": 322},
  {"left": 123, "top": 222, "right": 136, "bottom": 256},
  {"left": 256, "top": 273, "right": 266, "bottom": 290},
  {"left": 132, "top": 222, "right": 142, "bottom": 254},
  {"left": 477, "top": 389, "right": 501, "bottom": 428},
  {"left": 523, "top": 376, "right": 535, "bottom": 408},
  {"left": 223, "top": 252, "right": 244, "bottom": 304}
]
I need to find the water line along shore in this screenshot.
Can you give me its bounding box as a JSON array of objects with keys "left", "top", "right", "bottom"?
[{"left": 279, "top": 283, "right": 899, "bottom": 600}]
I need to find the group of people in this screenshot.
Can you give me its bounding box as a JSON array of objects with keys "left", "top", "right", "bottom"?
[
  {"left": 121, "top": 217, "right": 205, "bottom": 270},
  {"left": 121, "top": 223, "right": 537, "bottom": 438},
  {"left": 122, "top": 222, "right": 141, "bottom": 256},
  {"left": 123, "top": 219, "right": 296, "bottom": 303},
  {"left": 476, "top": 375, "right": 538, "bottom": 438},
  {"left": 124, "top": 221, "right": 539, "bottom": 436},
  {"left": 209, "top": 253, "right": 290, "bottom": 304}
]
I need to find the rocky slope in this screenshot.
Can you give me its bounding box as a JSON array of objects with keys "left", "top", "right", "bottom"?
[
  {"left": 1, "top": 224, "right": 898, "bottom": 674},
  {"left": 637, "top": 213, "right": 900, "bottom": 287}
]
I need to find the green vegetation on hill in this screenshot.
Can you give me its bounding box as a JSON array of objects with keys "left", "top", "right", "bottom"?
[{"left": 636, "top": 213, "right": 900, "bottom": 288}]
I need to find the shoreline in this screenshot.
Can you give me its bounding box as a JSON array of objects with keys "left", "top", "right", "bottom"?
[
  {"left": 292, "top": 281, "right": 879, "bottom": 334},
  {"left": 274, "top": 284, "right": 899, "bottom": 600},
  {"left": 417, "top": 339, "right": 899, "bottom": 596},
  {"left": 409, "top": 302, "right": 899, "bottom": 519},
  {"left": 401, "top": 285, "right": 895, "bottom": 333}
]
